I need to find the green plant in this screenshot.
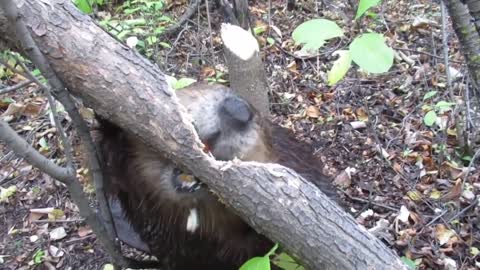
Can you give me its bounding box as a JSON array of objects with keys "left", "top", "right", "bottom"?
[
  {"left": 423, "top": 100, "right": 456, "bottom": 127},
  {"left": 73, "top": 0, "right": 106, "bottom": 14},
  {"left": 240, "top": 244, "right": 278, "bottom": 270},
  {"left": 96, "top": 0, "right": 172, "bottom": 57},
  {"left": 32, "top": 249, "right": 45, "bottom": 265},
  {"left": 291, "top": 0, "right": 394, "bottom": 86}
]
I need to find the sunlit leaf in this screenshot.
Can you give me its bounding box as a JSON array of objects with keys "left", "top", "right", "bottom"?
[
  {"left": 240, "top": 256, "right": 271, "bottom": 270},
  {"left": 74, "top": 0, "right": 93, "bottom": 14},
  {"left": 327, "top": 50, "right": 352, "bottom": 86},
  {"left": 423, "top": 90, "right": 437, "bottom": 100},
  {"left": 355, "top": 0, "right": 382, "bottom": 19},
  {"left": 423, "top": 110, "right": 437, "bottom": 127},
  {"left": 32, "top": 249, "right": 45, "bottom": 264},
  {"left": 292, "top": 19, "right": 344, "bottom": 54},
  {"left": 174, "top": 78, "right": 197, "bottom": 89},
  {"left": 0, "top": 186, "right": 17, "bottom": 202},
  {"left": 349, "top": 33, "right": 394, "bottom": 74}
]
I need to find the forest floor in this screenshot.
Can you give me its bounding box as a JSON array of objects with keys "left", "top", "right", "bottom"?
[{"left": 1, "top": 0, "right": 480, "bottom": 269}]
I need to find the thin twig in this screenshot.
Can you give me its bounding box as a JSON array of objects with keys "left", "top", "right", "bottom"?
[
  {"left": 161, "top": 0, "right": 200, "bottom": 37},
  {"left": 31, "top": 219, "right": 84, "bottom": 223},
  {"left": 0, "top": 79, "right": 33, "bottom": 94},
  {"left": 0, "top": 120, "right": 73, "bottom": 181},
  {"left": 341, "top": 191, "right": 400, "bottom": 212},
  {"left": 205, "top": 0, "right": 217, "bottom": 67}
]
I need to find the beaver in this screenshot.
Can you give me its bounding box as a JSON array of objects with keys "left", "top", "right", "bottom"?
[{"left": 96, "top": 82, "right": 340, "bottom": 269}]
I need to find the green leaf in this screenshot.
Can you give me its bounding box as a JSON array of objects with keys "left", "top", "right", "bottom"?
[
  {"left": 240, "top": 256, "right": 271, "bottom": 270},
  {"left": 159, "top": 42, "right": 171, "bottom": 48},
  {"left": 327, "top": 50, "right": 352, "bottom": 86},
  {"left": 266, "top": 37, "right": 275, "bottom": 45},
  {"left": 355, "top": 0, "right": 382, "bottom": 19},
  {"left": 423, "top": 90, "right": 437, "bottom": 100},
  {"left": 32, "top": 249, "right": 45, "bottom": 264},
  {"left": 146, "top": 36, "right": 158, "bottom": 45},
  {"left": 272, "top": 252, "right": 305, "bottom": 270},
  {"left": 349, "top": 33, "right": 394, "bottom": 74},
  {"left": 2, "top": 97, "right": 15, "bottom": 104},
  {"left": 423, "top": 110, "right": 437, "bottom": 127},
  {"left": 165, "top": 75, "right": 177, "bottom": 89},
  {"left": 124, "top": 18, "right": 147, "bottom": 26},
  {"left": 254, "top": 26, "right": 267, "bottom": 35},
  {"left": 292, "top": 19, "right": 344, "bottom": 54},
  {"left": 0, "top": 185, "right": 17, "bottom": 202},
  {"left": 174, "top": 78, "right": 197, "bottom": 89},
  {"left": 74, "top": 0, "right": 93, "bottom": 14},
  {"left": 400, "top": 256, "right": 417, "bottom": 269},
  {"left": 434, "top": 101, "right": 455, "bottom": 112},
  {"left": 38, "top": 137, "right": 49, "bottom": 150}
]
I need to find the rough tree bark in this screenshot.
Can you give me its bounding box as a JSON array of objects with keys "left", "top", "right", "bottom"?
[
  {"left": 221, "top": 23, "right": 271, "bottom": 115},
  {"left": 232, "top": 0, "right": 252, "bottom": 30},
  {"left": 443, "top": 0, "right": 480, "bottom": 92},
  {"left": 0, "top": 1, "right": 406, "bottom": 269}
]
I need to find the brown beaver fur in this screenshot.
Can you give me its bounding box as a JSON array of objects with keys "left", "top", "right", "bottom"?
[{"left": 97, "top": 83, "right": 340, "bottom": 269}]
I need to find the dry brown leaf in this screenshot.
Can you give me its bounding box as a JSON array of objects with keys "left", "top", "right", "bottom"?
[
  {"left": 77, "top": 226, "right": 93, "bottom": 237},
  {"left": 435, "top": 224, "right": 455, "bottom": 246},
  {"left": 355, "top": 107, "right": 369, "bottom": 121},
  {"left": 333, "top": 170, "right": 351, "bottom": 188},
  {"left": 306, "top": 106, "right": 320, "bottom": 118},
  {"left": 199, "top": 66, "right": 216, "bottom": 79},
  {"left": 440, "top": 179, "right": 462, "bottom": 202}
]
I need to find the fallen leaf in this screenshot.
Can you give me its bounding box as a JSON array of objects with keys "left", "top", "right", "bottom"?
[
  {"left": 77, "top": 226, "right": 93, "bottom": 237},
  {"left": 333, "top": 170, "right": 351, "bottom": 188},
  {"left": 355, "top": 107, "right": 369, "bottom": 121},
  {"left": 440, "top": 179, "right": 462, "bottom": 202},
  {"left": 306, "top": 106, "right": 320, "bottom": 118},
  {"left": 435, "top": 224, "right": 455, "bottom": 246},
  {"left": 48, "top": 245, "right": 64, "bottom": 258},
  {"left": 49, "top": 227, "right": 67, "bottom": 241},
  {"left": 397, "top": 206, "right": 410, "bottom": 223}
]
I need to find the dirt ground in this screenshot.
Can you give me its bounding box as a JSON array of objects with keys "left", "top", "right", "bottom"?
[{"left": 1, "top": 0, "right": 480, "bottom": 269}]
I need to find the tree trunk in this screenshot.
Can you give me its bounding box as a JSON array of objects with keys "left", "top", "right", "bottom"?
[
  {"left": 443, "top": 0, "right": 480, "bottom": 92},
  {"left": 221, "top": 23, "right": 271, "bottom": 116},
  {"left": 0, "top": 1, "right": 406, "bottom": 269},
  {"left": 233, "top": 0, "right": 251, "bottom": 30}
]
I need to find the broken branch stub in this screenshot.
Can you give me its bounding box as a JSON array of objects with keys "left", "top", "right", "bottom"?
[{"left": 221, "top": 23, "right": 271, "bottom": 116}]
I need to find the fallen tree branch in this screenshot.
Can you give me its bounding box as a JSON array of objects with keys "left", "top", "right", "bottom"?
[{"left": 0, "top": 1, "right": 406, "bottom": 269}]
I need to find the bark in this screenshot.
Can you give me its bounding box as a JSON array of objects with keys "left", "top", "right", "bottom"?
[
  {"left": 463, "top": 0, "right": 480, "bottom": 36},
  {"left": 221, "top": 23, "right": 271, "bottom": 116},
  {"left": 0, "top": 1, "right": 406, "bottom": 269},
  {"left": 233, "top": 0, "right": 251, "bottom": 30},
  {"left": 443, "top": 0, "right": 480, "bottom": 92}
]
